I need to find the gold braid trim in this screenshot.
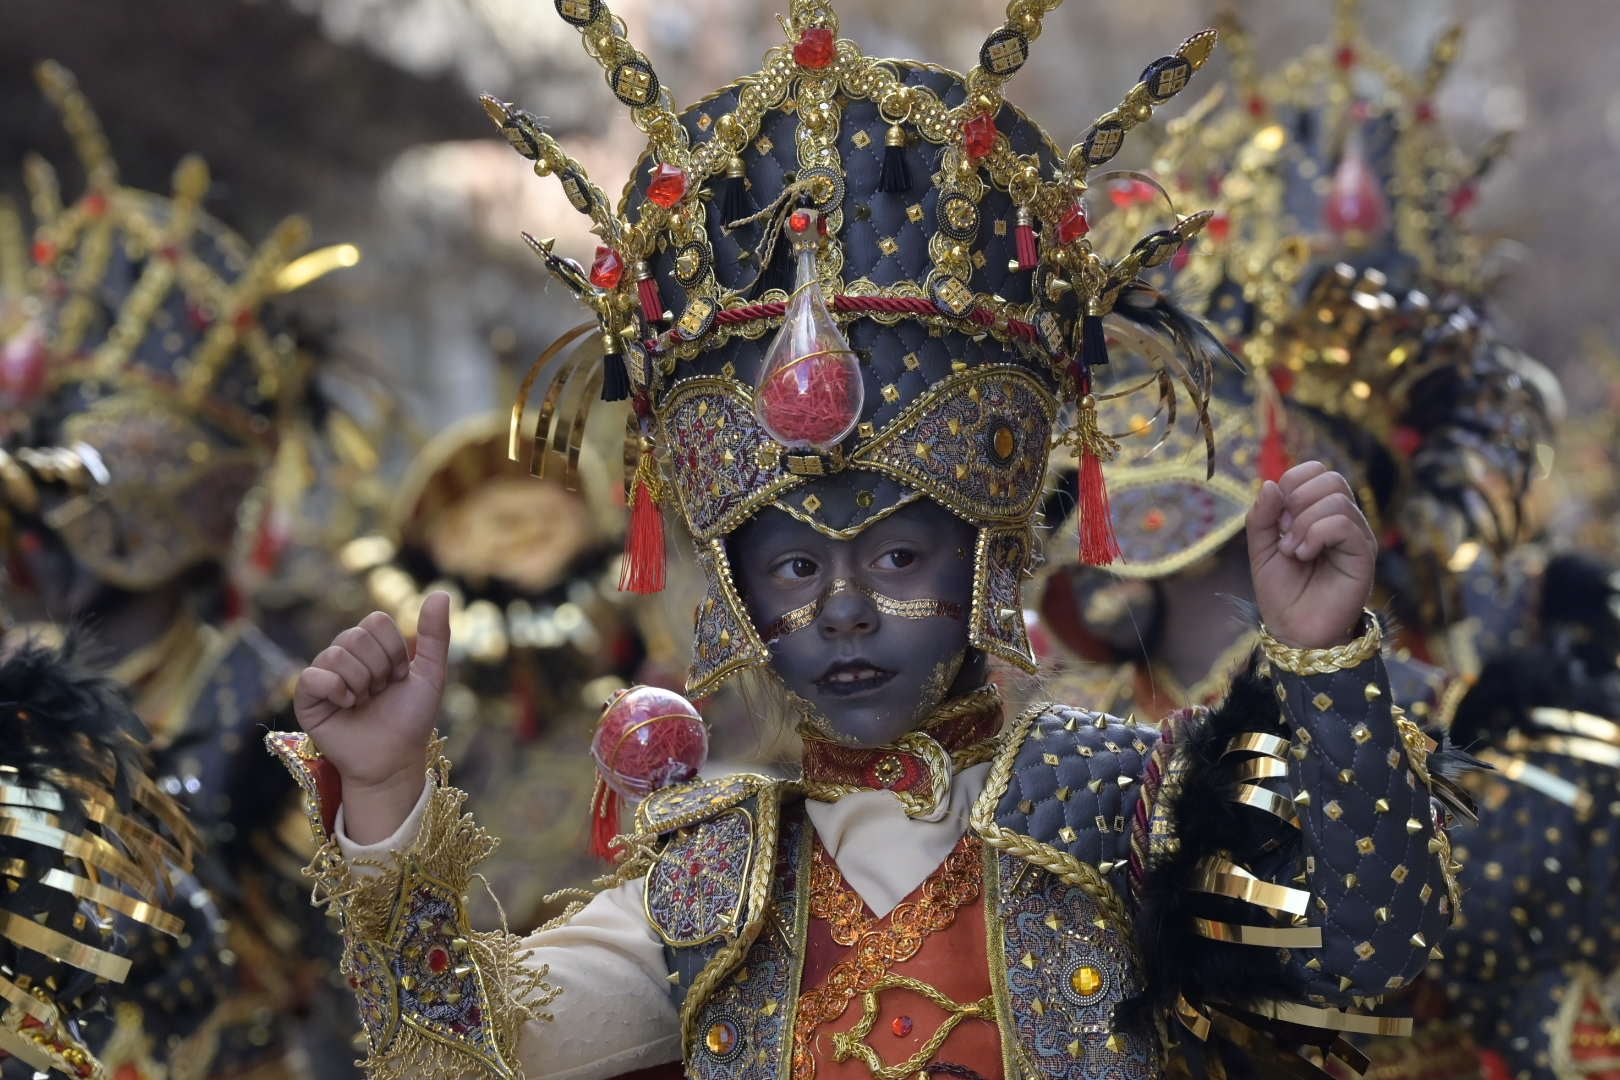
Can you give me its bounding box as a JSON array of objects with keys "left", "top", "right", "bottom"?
[
  {"left": 1257, "top": 610, "right": 1381, "bottom": 676},
  {"left": 303, "top": 752, "right": 559, "bottom": 1079},
  {"left": 969, "top": 701, "right": 1137, "bottom": 949}
]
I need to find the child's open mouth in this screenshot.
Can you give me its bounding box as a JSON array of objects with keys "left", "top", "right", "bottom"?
[{"left": 815, "top": 659, "right": 897, "bottom": 697}]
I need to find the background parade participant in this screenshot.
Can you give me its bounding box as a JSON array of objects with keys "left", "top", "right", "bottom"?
[
  {"left": 272, "top": 3, "right": 1463, "bottom": 1076},
  {"left": 0, "top": 63, "right": 361, "bottom": 1078},
  {"left": 1030, "top": 5, "right": 1620, "bottom": 1075}
]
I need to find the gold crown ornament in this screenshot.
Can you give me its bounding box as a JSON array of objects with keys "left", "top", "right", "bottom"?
[
  {"left": 0, "top": 62, "right": 360, "bottom": 591},
  {"left": 486, "top": 0, "right": 1237, "bottom": 695},
  {"left": 1079, "top": 1, "right": 1552, "bottom": 579}
]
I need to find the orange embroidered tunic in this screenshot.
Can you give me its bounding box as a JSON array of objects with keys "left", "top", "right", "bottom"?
[{"left": 793, "top": 836, "right": 1001, "bottom": 1080}]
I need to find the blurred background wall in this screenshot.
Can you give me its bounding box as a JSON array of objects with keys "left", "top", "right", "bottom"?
[{"left": 3, "top": 0, "right": 1614, "bottom": 427}]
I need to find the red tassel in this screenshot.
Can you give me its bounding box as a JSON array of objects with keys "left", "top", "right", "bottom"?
[
  {"left": 1014, "top": 209, "right": 1038, "bottom": 271},
  {"left": 619, "top": 443, "right": 666, "bottom": 594},
  {"left": 1079, "top": 450, "right": 1122, "bottom": 566},
  {"left": 589, "top": 775, "right": 623, "bottom": 862},
  {"left": 636, "top": 262, "right": 665, "bottom": 324},
  {"left": 1259, "top": 399, "right": 1290, "bottom": 483}
]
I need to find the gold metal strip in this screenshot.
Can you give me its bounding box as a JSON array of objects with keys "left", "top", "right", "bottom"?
[
  {"left": 1234, "top": 999, "right": 1413, "bottom": 1037},
  {"left": 1192, "top": 918, "right": 1322, "bottom": 949},
  {"left": 1192, "top": 861, "right": 1310, "bottom": 916},
  {"left": 1529, "top": 708, "right": 1620, "bottom": 746},
  {"left": 1230, "top": 757, "right": 1289, "bottom": 783},
  {"left": 1229, "top": 783, "right": 1302, "bottom": 829},
  {"left": 0, "top": 910, "right": 131, "bottom": 980},
  {"left": 1223, "top": 732, "right": 1290, "bottom": 761}
]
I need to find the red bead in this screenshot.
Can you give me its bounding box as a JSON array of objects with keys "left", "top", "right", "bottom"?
[
  {"left": 1415, "top": 100, "right": 1436, "bottom": 124},
  {"left": 891, "top": 1016, "right": 914, "bottom": 1038},
  {"left": 233, "top": 308, "right": 256, "bottom": 332},
  {"left": 789, "top": 209, "right": 813, "bottom": 234},
  {"left": 187, "top": 304, "right": 212, "bottom": 332},
  {"left": 1207, "top": 214, "right": 1230, "bottom": 241},
  {"left": 427, "top": 946, "right": 450, "bottom": 973},
  {"left": 31, "top": 240, "right": 56, "bottom": 265},
  {"left": 589, "top": 246, "right": 625, "bottom": 289},
  {"left": 962, "top": 113, "right": 997, "bottom": 161},
  {"left": 793, "top": 27, "right": 836, "bottom": 69},
  {"left": 160, "top": 244, "right": 181, "bottom": 262},
  {"left": 0, "top": 323, "right": 49, "bottom": 406},
  {"left": 1391, "top": 425, "right": 1423, "bottom": 457},
  {"left": 1246, "top": 95, "right": 1266, "bottom": 117},
  {"left": 1057, "top": 203, "right": 1089, "bottom": 244},
  {"left": 646, "top": 163, "right": 689, "bottom": 209},
  {"left": 1448, "top": 183, "right": 1478, "bottom": 217},
  {"left": 1335, "top": 45, "right": 1356, "bottom": 70},
  {"left": 84, "top": 191, "right": 107, "bottom": 217},
  {"left": 1269, "top": 368, "right": 1295, "bottom": 396}
]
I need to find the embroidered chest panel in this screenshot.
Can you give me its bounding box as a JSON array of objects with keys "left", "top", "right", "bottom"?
[
  {"left": 995, "top": 851, "right": 1157, "bottom": 1078},
  {"left": 647, "top": 807, "right": 757, "bottom": 946},
  {"left": 993, "top": 705, "right": 1158, "bottom": 870},
  {"left": 684, "top": 816, "right": 809, "bottom": 1080}
]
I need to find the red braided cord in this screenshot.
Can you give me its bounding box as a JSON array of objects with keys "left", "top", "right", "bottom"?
[{"left": 656, "top": 295, "right": 1040, "bottom": 350}]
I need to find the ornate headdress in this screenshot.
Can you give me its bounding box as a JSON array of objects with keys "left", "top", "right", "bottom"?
[
  {"left": 0, "top": 63, "right": 358, "bottom": 591},
  {"left": 488, "top": 0, "right": 1233, "bottom": 696},
  {"left": 1085, "top": 1, "right": 1552, "bottom": 586}
]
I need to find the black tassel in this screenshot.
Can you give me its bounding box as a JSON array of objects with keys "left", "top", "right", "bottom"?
[
  {"left": 878, "top": 124, "right": 911, "bottom": 194},
  {"left": 720, "top": 155, "right": 752, "bottom": 227},
  {"left": 600, "top": 330, "right": 630, "bottom": 402},
  {"left": 1081, "top": 312, "right": 1110, "bottom": 370}
]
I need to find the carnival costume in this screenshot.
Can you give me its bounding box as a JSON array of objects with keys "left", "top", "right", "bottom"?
[
  {"left": 0, "top": 639, "right": 196, "bottom": 1080},
  {"left": 271, "top": 3, "right": 1463, "bottom": 1076},
  {"left": 0, "top": 63, "right": 361, "bottom": 1077},
  {"left": 1030, "top": 5, "right": 1619, "bottom": 1076}
]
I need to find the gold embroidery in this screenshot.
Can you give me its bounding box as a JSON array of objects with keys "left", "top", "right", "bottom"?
[
  {"left": 760, "top": 578, "right": 964, "bottom": 644},
  {"left": 791, "top": 837, "right": 984, "bottom": 1079}
]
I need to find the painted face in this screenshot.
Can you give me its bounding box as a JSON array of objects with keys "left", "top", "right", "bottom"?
[{"left": 728, "top": 499, "right": 979, "bottom": 748}]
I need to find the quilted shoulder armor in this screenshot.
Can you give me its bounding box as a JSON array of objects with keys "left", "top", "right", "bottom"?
[
  {"left": 976, "top": 703, "right": 1158, "bottom": 872},
  {"left": 634, "top": 772, "right": 780, "bottom": 835}
]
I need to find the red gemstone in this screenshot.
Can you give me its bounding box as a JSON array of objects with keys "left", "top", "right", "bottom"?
[
  {"left": 232, "top": 307, "right": 256, "bottom": 332},
  {"left": 646, "top": 163, "right": 689, "bottom": 209},
  {"left": 1246, "top": 95, "right": 1266, "bottom": 117},
  {"left": 1270, "top": 368, "right": 1295, "bottom": 396},
  {"left": 1323, "top": 141, "right": 1389, "bottom": 237},
  {"left": 1391, "top": 425, "right": 1423, "bottom": 457},
  {"left": 1415, "top": 100, "right": 1436, "bottom": 124},
  {"left": 963, "top": 113, "right": 997, "bottom": 161},
  {"left": 793, "top": 27, "right": 836, "bottom": 70},
  {"left": 187, "top": 304, "right": 212, "bottom": 332},
  {"left": 891, "top": 1016, "right": 914, "bottom": 1038},
  {"left": 31, "top": 240, "right": 56, "bottom": 265},
  {"left": 789, "top": 209, "right": 813, "bottom": 234},
  {"left": 1448, "top": 183, "right": 1478, "bottom": 217},
  {"left": 1057, "top": 203, "right": 1089, "bottom": 244},
  {"left": 1207, "top": 214, "right": 1230, "bottom": 241},
  {"left": 1335, "top": 45, "right": 1356, "bottom": 70},
  {"left": 160, "top": 243, "right": 181, "bottom": 262},
  {"left": 427, "top": 946, "right": 451, "bottom": 973},
  {"left": 84, "top": 191, "right": 108, "bottom": 217},
  {"left": 589, "top": 246, "right": 625, "bottom": 289}
]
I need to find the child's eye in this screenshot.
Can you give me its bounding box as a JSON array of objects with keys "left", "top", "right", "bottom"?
[
  {"left": 876, "top": 548, "right": 916, "bottom": 570},
  {"left": 770, "top": 556, "right": 820, "bottom": 582}
]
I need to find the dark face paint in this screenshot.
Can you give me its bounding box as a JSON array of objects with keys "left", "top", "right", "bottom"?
[{"left": 729, "top": 499, "right": 980, "bottom": 748}]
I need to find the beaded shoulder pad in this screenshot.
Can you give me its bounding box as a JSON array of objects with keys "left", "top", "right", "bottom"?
[
  {"left": 637, "top": 775, "right": 785, "bottom": 951},
  {"left": 971, "top": 703, "right": 1157, "bottom": 889}
]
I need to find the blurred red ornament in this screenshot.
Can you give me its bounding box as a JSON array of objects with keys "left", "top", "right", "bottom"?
[
  {"left": 794, "top": 27, "right": 835, "bottom": 69},
  {"left": 591, "top": 685, "right": 708, "bottom": 800},
  {"left": 1335, "top": 45, "right": 1356, "bottom": 70},
  {"left": 1207, "top": 214, "right": 1231, "bottom": 241},
  {"left": 1448, "top": 183, "right": 1478, "bottom": 218},
  {"left": 84, "top": 191, "right": 107, "bottom": 217},
  {"left": 1246, "top": 95, "right": 1266, "bottom": 117},
  {"left": 1057, "top": 203, "right": 1089, "bottom": 243},
  {"left": 0, "top": 323, "right": 49, "bottom": 406},
  {"left": 963, "top": 114, "right": 997, "bottom": 161},
  {"left": 647, "top": 163, "right": 689, "bottom": 209},
  {"left": 1323, "top": 131, "right": 1389, "bottom": 238},
  {"left": 589, "top": 246, "right": 625, "bottom": 289},
  {"left": 1414, "top": 100, "right": 1436, "bottom": 124},
  {"left": 31, "top": 240, "right": 55, "bottom": 265}
]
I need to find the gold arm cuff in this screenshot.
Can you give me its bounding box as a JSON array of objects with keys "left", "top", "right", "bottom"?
[
  {"left": 1258, "top": 611, "right": 1381, "bottom": 676},
  {"left": 1230, "top": 783, "right": 1302, "bottom": 829},
  {"left": 1193, "top": 858, "right": 1310, "bottom": 916},
  {"left": 1234, "top": 999, "right": 1413, "bottom": 1038},
  {"left": 1231, "top": 757, "right": 1289, "bottom": 783},
  {"left": 0, "top": 909, "right": 131, "bottom": 981},
  {"left": 1224, "top": 732, "right": 1291, "bottom": 761},
  {"left": 1192, "top": 917, "right": 1322, "bottom": 949}
]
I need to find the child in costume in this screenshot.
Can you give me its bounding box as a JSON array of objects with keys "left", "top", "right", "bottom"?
[
  {"left": 0, "top": 63, "right": 363, "bottom": 1077},
  {"left": 271, "top": 4, "right": 1461, "bottom": 1077},
  {"left": 1031, "top": 6, "right": 1620, "bottom": 1076}
]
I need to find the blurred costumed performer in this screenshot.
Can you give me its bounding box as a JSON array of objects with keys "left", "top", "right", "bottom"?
[
  {"left": 272, "top": 3, "right": 1460, "bottom": 1077},
  {"left": 0, "top": 63, "right": 364, "bottom": 1078}
]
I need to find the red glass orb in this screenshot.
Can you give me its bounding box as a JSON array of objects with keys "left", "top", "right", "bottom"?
[
  {"left": 1323, "top": 144, "right": 1389, "bottom": 238},
  {"left": 646, "top": 163, "right": 689, "bottom": 209},
  {"left": 963, "top": 113, "right": 997, "bottom": 161},
  {"left": 592, "top": 686, "right": 708, "bottom": 800},
  {"left": 0, "top": 324, "right": 49, "bottom": 407},
  {"left": 757, "top": 350, "right": 860, "bottom": 447},
  {"left": 789, "top": 209, "right": 813, "bottom": 234},
  {"left": 589, "top": 246, "right": 626, "bottom": 289},
  {"left": 794, "top": 27, "right": 836, "bottom": 69},
  {"left": 1057, "top": 203, "right": 1089, "bottom": 244}
]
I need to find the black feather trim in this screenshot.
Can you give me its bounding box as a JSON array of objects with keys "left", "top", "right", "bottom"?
[{"left": 1117, "top": 663, "right": 1300, "bottom": 1034}]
